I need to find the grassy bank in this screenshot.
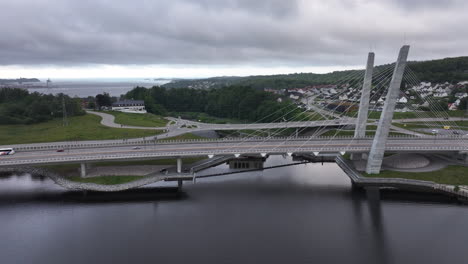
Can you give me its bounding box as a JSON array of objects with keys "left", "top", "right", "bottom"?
[
  {"left": 107, "top": 111, "right": 168, "bottom": 127},
  {"left": 0, "top": 114, "right": 160, "bottom": 144},
  {"left": 68, "top": 176, "right": 145, "bottom": 185},
  {"left": 41, "top": 157, "right": 206, "bottom": 175},
  {"left": 364, "top": 165, "right": 468, "bottom": 185}
]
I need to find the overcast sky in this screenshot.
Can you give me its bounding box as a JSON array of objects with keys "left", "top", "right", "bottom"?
[{"left": 0, "top": 0, "right": 467, "bottom": 79}]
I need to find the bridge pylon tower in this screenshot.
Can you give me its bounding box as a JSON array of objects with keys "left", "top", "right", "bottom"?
[
  {"left": 365, "top": 45, "right": 410, "bottom": 174},
  {"left": 351, "top": 52, "right": 375, "bottom": 160}
]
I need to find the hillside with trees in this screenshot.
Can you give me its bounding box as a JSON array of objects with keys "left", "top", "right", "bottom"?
[
  {"left": 0, "top": 88, "right": 84, "bottom": 124},
  {"left": 163, "top": 56, "right": 468, "bottom": 90},
  {"left": 124, "top": 86, "right": 306, "bottom": 122}
]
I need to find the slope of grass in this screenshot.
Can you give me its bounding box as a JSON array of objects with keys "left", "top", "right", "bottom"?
[
  {"left": 169, "top": 112, "right": 245, "bottom": 124},
  {"left": 68, "top": 175, "right": 145, "bottom": 185},
  {"left": 108, "top": 111, "right": 168, "bottom": 127},
  {"left": 41, "top": 157, "right": 206, "bottom": 176},
  {"left": 319, "top": 125, "right": 406, "bottom": 137},
  {"left": 364, "top": 165, "right": 468, "bottom": 186},
  {"left": 160, "top": 133, "right": 206, "bottom": 141},
  {"left": 0, "top": 114, "right": 160, "bottom": 144}
]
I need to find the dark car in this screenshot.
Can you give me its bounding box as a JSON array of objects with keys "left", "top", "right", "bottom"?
[{"left": 56, "top": 149, "right": 65, "bottom": 152}]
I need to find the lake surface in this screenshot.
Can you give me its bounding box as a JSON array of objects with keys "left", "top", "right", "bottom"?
[
  {"left": 0, "top": 156, "right": 466, "bottom": 264},
  {"left": 27, "top": 79, "right": 170, "bottom": 97}
]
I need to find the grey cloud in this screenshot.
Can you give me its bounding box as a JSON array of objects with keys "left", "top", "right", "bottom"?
[{"left": 0, "top": 0, "right": 467, "bottom": 68}]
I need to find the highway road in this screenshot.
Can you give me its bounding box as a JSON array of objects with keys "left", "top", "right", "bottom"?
[{"left": 1, "top": 137, "right": 466, "bottom": 167}]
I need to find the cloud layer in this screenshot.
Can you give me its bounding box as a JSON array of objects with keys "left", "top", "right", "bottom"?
[{"left": 0, "top": 0, "right": 467, "bottom": 69}]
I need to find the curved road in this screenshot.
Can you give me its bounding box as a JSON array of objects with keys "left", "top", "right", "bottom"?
[
  {"left": 86, "top": 110, "right": 168, "bottom": 130},
  {"left": 87, "top": 110, "right": 467, "bottom": 139}
]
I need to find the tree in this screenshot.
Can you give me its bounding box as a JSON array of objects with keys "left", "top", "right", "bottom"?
[
  {"left": 95, "top": 93, "right": 112, "bottom": 108},
  {"left": 458, "top": 97, "right": 468, "bottom": 110}
]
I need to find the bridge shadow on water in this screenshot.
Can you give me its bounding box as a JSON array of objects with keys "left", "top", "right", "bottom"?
[
  {"left": 0, "top": 170, "right": 459, "bottom": 207},
  {"left": 0, "top": 186, "right": 188, "bottom": 207}
]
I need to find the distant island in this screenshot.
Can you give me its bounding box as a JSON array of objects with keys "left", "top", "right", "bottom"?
[{"left": 0, "top": 78, "right": 40, "bottom": 84}]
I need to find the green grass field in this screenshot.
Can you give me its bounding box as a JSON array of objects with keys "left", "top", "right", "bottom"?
[
  {"left": 346, "top": 110, "right": 466, "bottom": 119},
  {"left": 108, "top": 111, "right": 168, "bottom": 127},
  {"left": 160, "top": 133, "right": 206, "bottom": 141},
  {"left": 394, "top": 121, "right": 468, "bottom": 130},
  {"left": 364, "top": 165, "right": 468, "bottom": 186},
  {"left": 68, "top": 175, "right": 145, "bottom": 185},
  {"left": 169, "top": 112, "right": 245, "bottom": 124},
  {"left": 0, "top": 114, "right": 161, "bottom": 144},
  {"left": 41, "top": 157, "right": 206, "bottom": 176},
  {"left": 319, "top": 125, "right": 407, "bottom": 137}
]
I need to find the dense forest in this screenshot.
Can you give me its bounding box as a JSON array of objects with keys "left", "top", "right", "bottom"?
[
  {"left": 124, "top": 86, "right": 306, "bottom": 122},
  {"left": 163, "top": 56, "right": 468, "bottom": 90},
  {"left": 0, "top": 88, "right": 84, "bottom": 124}
]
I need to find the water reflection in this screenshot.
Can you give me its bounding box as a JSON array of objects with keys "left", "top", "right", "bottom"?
[{"left": 0, "top": 156, "right": 466, "bottom": 264}]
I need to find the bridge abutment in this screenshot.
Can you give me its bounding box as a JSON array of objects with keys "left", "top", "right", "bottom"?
[
  {"left": 366, "top": 45, "right": 410, "bottom": 174},
  {"left": 352, "top": 52, "right": 375, "bottom": 161}
]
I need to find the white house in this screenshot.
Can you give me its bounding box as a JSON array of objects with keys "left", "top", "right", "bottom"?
[
  {"left": 397, "top": 97, "right": 408, "bottom": 103},
  {"left": 289, "top": 94, "right": 300, "bottom": 100},
  {"left": 434, "top": 92, "right": 448, "bottom": 98},
  {"left": 112, "top": 100, "right": 147, "bottom": 113}
]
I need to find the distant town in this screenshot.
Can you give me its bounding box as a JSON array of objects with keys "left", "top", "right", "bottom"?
[{"left": 269, "top": 80, "right": 468, "bottom": 113}]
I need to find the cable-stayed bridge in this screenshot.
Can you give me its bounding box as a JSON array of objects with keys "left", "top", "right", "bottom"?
[{"left": 1, "top": 45, "right": 468, "bottom": 180}]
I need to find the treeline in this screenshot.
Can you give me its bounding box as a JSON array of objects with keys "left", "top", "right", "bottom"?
[
  {"left": 0, "top": 88, "right": 84, "bottom": 124},
  {"left": 407, "top": 57, "right": 468, "bottom": 83},
  {"left": 124, "top": 86, "right": 306, "bottom": 122},
  {"left": 163, "top": 56, "right": 468, "bottom": 90}
]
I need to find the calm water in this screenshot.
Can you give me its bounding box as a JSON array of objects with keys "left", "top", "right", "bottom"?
[
  {"left": 0, "top": 156, "right": 466, "bottom": 264},
  {"left": 27, "top": 79, "right": 170, "bottom": 97}
]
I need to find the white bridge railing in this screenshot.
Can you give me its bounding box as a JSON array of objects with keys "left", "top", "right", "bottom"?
[
  {"left": 2, "top": 144, "right": 466, "bottom": 166},
  {"left": 8, "top": 135, "right": 465, "bottom": 152}
]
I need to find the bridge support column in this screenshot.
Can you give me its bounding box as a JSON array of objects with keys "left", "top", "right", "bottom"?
[
  {"left": 80, "top": 163, "right": 87, "bottom": 178},
  {"left": 366, "top": 45, "right": 410, "bottom": 174},
  {"left": 295, "top": 128, "right": 299, "bottom": 138},
  {"left": 352, "top": 52, "right": 375, "bottom": 161},
  {"left": 177, "top": 158, "right": 182, "bottom": 173},
  {"left": 177, "top": 180, "right": 183, "bottom": 191}
]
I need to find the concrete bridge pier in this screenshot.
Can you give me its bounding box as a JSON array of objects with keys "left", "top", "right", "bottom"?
[
  {"left": 177, "top": 158, "right": 182, "bottom": 173},
  {"left": 177, "top": 180, "right": 183, "bottom": 191},
  {"left": 80, "top": 163, "right": 87, "bottom": 177}
]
